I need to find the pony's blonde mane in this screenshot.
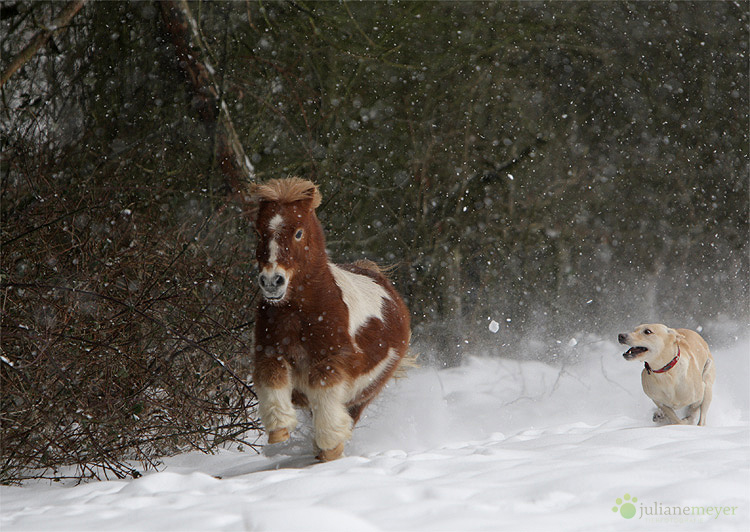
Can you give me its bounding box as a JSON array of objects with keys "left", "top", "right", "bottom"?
[{"left": 253, "top": 177, "right": 322, "bottom": 209}]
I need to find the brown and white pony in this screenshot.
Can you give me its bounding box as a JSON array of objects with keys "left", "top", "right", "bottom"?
[{"left": 251, "top": 178, "right": 411, "bottom": 461}]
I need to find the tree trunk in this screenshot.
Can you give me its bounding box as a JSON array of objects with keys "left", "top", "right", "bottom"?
[{"left": 158, "top": 0, "right": 254, "bottom": 204}]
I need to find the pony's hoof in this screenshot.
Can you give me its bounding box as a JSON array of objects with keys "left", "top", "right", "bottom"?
[
  {"left": 316, "top": 443, "right": 344, "bottom": 462},
  {"left": 267, "top": 428, "right": 290, "bottom": 444}
]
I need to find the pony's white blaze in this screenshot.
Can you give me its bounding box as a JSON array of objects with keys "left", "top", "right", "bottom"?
[
  {"left": 259, "top": 237, "right": 290, "bottom": 302},
  {"left": 268, "top": 213, "right": 284, "bottom": 233},
  {"left": 329, "top": 263, "right": 390, "bottom": 339},
  {"left": 265, "top": 214, "right": 283, "bottom": 267},
  {"left": 268, "top": 239, "right": 280, "bottom": 265}
]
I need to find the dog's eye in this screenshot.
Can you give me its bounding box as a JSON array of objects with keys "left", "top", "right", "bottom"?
[
  {"left": 644, "top": 329, "right": 652, "bottom": 335},
  {"left": 295, "top": 229, "right": 303, "bottom": 241}
]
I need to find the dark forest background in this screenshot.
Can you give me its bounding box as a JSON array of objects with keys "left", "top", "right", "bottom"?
[{"left": 1, "top": 1, "right": 747, "bottom": 482}]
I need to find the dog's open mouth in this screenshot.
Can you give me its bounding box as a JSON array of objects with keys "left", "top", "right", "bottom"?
[{"left": 622, "top": 346, "right": 648, "bottom": 360}]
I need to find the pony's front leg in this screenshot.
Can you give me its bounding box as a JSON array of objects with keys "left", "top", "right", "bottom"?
[
  {"left": 254, "top": 360, "right": 297, "bottom": 444},
  {"left": 307, "top": 376, "right": 352, "bottom": 461}
]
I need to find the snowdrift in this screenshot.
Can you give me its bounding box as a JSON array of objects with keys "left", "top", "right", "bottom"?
[{"left": 2, "top": 338, "right": 748, "bottom": 531}]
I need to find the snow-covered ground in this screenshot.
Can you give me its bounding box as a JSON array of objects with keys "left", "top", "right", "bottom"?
[{"left": 2, "top": 337, "right": 748, "bottom": 531}]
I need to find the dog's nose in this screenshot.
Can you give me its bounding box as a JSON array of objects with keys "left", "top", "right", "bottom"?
[{"left": 618, "top": 333, "right": 627, "bottom": 344}]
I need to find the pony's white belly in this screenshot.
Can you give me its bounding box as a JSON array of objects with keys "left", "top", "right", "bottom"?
[
  {"left": 346, "top": 348, "right": 400, "bottom": 403},
  {"left": 292, "top": 348, "right": 399, "bottom": 405}
]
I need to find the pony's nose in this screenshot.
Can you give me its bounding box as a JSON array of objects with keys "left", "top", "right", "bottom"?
[
  {"left": 259, "top": 270, "right": 288, "bottom": 300},
  {"left": 260, "top": 272, "right": 286, "bottom": 290}
]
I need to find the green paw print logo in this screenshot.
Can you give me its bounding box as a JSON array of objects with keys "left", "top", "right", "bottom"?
[{"left": 613, "top": 493, "right": 638, "bottom": 519}]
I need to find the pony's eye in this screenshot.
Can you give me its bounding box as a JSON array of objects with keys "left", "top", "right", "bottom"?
[
  {"left": 644, "top": 329, "right": 652, "bottom": 335},
  {"left": 295, "top": 229, "right": 304, "bottom": 240}
]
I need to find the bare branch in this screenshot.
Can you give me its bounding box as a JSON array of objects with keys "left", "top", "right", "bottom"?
[{"left": 0, "top": 1, "right": 87, "bottom": 89}]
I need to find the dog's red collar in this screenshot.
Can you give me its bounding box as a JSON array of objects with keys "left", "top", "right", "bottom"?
[{"left": 645, "top": 346, "right": 681, "bottom": 375}]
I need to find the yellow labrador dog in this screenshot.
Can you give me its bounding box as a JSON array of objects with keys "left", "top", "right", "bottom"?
[{"left": 618, "top": 324, "right": 715, "bottom": 426}]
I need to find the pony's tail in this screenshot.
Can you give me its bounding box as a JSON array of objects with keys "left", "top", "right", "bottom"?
[
  {"left": 352, "top": 259, "right": 401, "bottom": 279},
  {"left": 394, "top": 352, "right": 419, "bottom": 379}
]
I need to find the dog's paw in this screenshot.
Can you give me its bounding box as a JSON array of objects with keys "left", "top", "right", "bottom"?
[{"left": 652, "top": 410, "right": 668, "bottom": 424}]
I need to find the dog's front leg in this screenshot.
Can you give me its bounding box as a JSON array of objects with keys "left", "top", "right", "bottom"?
[
  {"left": 655, "top": 403, "right": 685, "bottom": 425},
  {"left": 684, "top": 402, "right": 701, "bottom": 425}
]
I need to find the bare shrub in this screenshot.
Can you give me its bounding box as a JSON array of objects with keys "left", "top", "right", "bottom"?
[{"left": 1, "top": 140, "right": 261, "bottom": 483}]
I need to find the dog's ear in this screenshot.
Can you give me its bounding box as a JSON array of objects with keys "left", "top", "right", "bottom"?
[{"left": 667, "top": 327, "right": 685, "bottom": 342}]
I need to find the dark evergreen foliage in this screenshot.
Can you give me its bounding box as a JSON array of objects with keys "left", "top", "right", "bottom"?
[{"left": 1, "top": 1, "right": 747, "bottom": 482}]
